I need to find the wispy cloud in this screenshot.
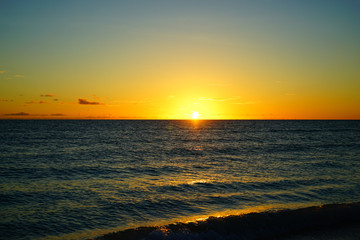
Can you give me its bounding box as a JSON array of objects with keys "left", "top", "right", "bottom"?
[
  {"left": 122, "top": 100, "right": 144, "bottom": 104},
  {"left": 78, "top": 98, "right": 103, "bottom": 105},
  {"left": 198, "top": 96, "right": 243, "bottom": 102},
  {"left": 0, "top": 71, "right": 24, "bottom": 79},
  {"left": 4, "top": 112, "right": 30, "bottom": 116},
  {"left": 24, "top": 101, "right": 35, "bottom": 105},
  {"left": 243, "top": 113, "right": 277, "bottom": 119},
  {"left": 111, "top": 99, "right": 147, "bottom": 105},
  {"left": 90, "top": 94, "right": 101, "bottom": 100},
  {"left": 3, "top": 112, "right": 67, "bottom": 117},
  {"left": 25, "top": 100, "right": 49, "bottom": 105},
  {"left": 40, "top": 94, "right": 56, "bottom": 97},
  {"left": 0, "top": 99, "right": 13, "bottom": 102},
  {"left": 198, "top": 97, "right": 226, "bottom": 102},
  {"left": 198, "top": 96, "right": 255, "bottom": 105},
  {"left": 234, "top": 101, "right": 256, "bottom": 105}
]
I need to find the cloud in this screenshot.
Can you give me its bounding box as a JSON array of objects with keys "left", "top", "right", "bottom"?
[
  {"left": 198, "top": 96, "right": 243, "bottom": 102},
  {"left": 3, "top": 112, "right": 67, "bottom": 118},
  {"left": 24, "top": 101, "right": 35, "bottom": 104},
  {"left": 0, "top": 99, "right": 13, "bottom": 102},
  {"left": 90, "top": 94, "right": 101, "bottom": 100},
  {"left": 40, "top": 94, "right": 56, "bottom": 97},
  {"left": 197, "top": 96, "right": 256, "bottom": 105},
  {"left": 123, "top": 100, "right": 144, "bottom": 104},
  {"left": 234, "top": 101, "right": 256, "bottom": 105},
  {"left": 108, "top": 99, "right": 146, "bottom": 106},
  {"left": 4, "top": 112, "right": 30, "bottom": 116},
  {"left": 78, "top": 98, "right": 103, "bottom": 105},
  {"left": 198, "top": 97, "right": 226, "bottom": 102},
  {"left": 25, "top": 100, "right": 48, "bottom": 105}
]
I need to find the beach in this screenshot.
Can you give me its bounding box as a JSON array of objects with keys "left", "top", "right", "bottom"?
[
  {"left": 94, "top": 203, "right": 360, "bottom": 240},
  {"left": 280, "top": 224, "right": 360, "bottom": 240}
]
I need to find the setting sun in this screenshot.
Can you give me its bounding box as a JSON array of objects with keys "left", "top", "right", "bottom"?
[
  {"left": 1, "top": 1, "right": 360, "bottom": 240},
  {"left": 1, "top": 1, "right": 359, "bottom": 120},
  {"left": 191, "top": 111, "right": 200, "bottom": 119}
]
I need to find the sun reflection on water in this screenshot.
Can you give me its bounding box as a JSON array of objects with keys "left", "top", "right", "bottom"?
[{"left": 188, "top": 179, "right": 209, "bottom": 185}]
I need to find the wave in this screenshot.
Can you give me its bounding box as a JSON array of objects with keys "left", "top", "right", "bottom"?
[{"left": 93, "top": 202, "right": 360, "bottom": 240}]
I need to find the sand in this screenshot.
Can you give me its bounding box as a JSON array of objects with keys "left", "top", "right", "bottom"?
[{"left": 277, "top": 223, "right": 360, "bottom": 240}]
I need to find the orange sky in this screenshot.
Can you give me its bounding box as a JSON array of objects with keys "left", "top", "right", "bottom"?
[{"left": 1, "top": 1, "right": 359, "bottom": 119}]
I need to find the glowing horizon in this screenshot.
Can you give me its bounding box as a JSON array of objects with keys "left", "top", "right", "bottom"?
[{"left": 1, "top": 1, "right": 359, "bottom": 120}]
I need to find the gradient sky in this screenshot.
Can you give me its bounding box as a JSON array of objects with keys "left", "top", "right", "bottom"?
[{"left": 1, "top": 0, "right": 359, "bottom": 119}]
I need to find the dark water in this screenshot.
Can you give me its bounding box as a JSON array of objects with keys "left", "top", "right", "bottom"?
[{"left": 0, "top": 120, "right": 359, "bottom": 240}]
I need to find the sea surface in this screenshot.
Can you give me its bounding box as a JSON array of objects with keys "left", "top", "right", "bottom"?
[{"left": 0, "top": 120, "right": 359, "bottom": 240}]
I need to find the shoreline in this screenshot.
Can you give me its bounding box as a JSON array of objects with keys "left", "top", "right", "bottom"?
[
  {"left": 92, "top": 202, "right": 360, "bottom": 240},
  {"left": 277, "top": 223, "right": 360, "bottom": 240}
]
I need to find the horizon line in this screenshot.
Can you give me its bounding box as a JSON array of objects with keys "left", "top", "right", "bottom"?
[{"left": 0, "top": 118, "right": 359, "bottom": 121}]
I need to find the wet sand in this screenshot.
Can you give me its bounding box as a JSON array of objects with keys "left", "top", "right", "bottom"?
[
  {"left": 94, "top": 202, "right": 360, "bottom": 240},
  {"left": 276, "top": 223, "right": 360, "bottom": 240}
]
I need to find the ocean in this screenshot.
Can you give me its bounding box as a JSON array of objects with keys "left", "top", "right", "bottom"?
[{"left": 0, "top": 120, "right": 359, "bottom": 240}]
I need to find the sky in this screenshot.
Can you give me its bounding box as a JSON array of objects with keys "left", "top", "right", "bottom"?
[{"left": 1, "top": 0, "right": 359, "bottom": 119}]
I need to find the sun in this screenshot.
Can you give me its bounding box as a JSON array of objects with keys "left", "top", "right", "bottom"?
[{"left": 191, "top": 111, "right": 200, "bottom": 119}]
